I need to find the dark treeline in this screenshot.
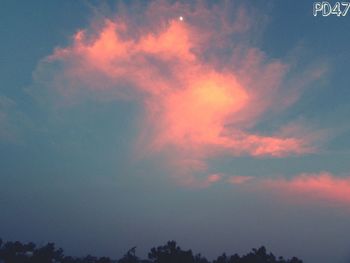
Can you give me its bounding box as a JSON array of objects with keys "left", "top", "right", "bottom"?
[{"left": 0, "top": 238, "right": 303, "bottom": 263}]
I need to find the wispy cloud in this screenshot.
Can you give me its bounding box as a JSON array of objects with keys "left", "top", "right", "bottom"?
[
  {"left": 30, "top": 1, "right": 326, "bottom": 186},
  {"left": 263, "top": 172, "right": 350, "bottom": 206},
  {"left": 226, "top": 171, "right": 350, "bottom": 207},
  {"left": 227, "top": 175, "right": 255, "bottom": 185},
  {"left": 0, "top": 95, "right": 25, "bottom": 143}
]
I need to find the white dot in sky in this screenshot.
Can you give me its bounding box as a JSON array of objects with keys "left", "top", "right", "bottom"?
[{"left": 179, "top": 16, "right": 184, "bottom": 21}]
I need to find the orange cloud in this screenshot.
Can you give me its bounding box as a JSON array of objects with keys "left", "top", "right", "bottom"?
[
  {"left": 264, "top": 172, "right": 350, "bottom": 206},
  {"left": 185, "top": 173, "right": 224, "bottom": 189},
  {"left": 226, "top": 172, "right": 350, "bottom": 207},
  {"left": 35, "top": 1, "right": 325, "bottom": 186},
  {"left": 227, "top": 175, "right": 255, "bottom": 185}
]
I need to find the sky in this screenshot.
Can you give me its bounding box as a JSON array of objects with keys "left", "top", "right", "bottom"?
[{"left": 1, "top": 0, "right": 350, "bottom": 262}]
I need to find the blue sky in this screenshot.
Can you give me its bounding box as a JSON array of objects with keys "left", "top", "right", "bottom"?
[{"left": 1, "top": 1, "right": 350, "bottom": 262}]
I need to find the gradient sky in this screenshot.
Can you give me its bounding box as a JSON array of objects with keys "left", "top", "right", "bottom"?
[{"left": 1, "top": 1, "right": 350, "bottom": 262}]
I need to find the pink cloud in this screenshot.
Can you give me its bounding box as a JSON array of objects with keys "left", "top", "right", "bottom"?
[
  {"left": 227, "top": 175, "right": 255, "bottom": 185},
  {"left": 32, "top": 1, "right": 326, "bottom": 185},
  {"left": 226, "top": 171, "right": 350, "bottom": 207},
  {"left": 264, "top": 172, "right": 350, "bottom": 206}
]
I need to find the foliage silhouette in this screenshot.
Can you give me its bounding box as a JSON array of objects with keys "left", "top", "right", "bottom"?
[
  {"left": 148, "top": 240, "right": 209, "bottom": 263},
  {"left": 118, "top": 247, "right": 140, "bottom": 263},
  {"left": 0, "top": 238, "right": 303, "bottom": 263}
]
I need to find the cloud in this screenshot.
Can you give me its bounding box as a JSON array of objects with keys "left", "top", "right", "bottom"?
[
  {"left": 30, "top": 1, "right": 326, "bottom": 186},
  {"left": 226, "top": 171, "right": 350, "bottom": 207},
  {"left": 227, "top": 175, "right": 255, "bottom": 185},
  {"left": 0, "top": 95, "right": 24, "bottom": 143},
  {"left": 263, "top": 172, "right": 350, "bottom": 206}
]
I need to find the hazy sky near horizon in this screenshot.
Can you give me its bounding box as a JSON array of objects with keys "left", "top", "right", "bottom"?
[{"left": 1, "top": 1, "right": 350, "bottom": 262}]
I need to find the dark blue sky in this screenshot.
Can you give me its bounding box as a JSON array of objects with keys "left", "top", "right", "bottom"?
[{"left": 1, "top": 1, "right": 350, "bottom": 263}]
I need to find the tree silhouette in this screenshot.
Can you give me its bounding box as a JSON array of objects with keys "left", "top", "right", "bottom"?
[
  {"left": 148, "top": 240, "right": 196, "bottom": 263},
  {"left": 212, "top": 246, "right": 303, "bottom": 263},
  {"left": 0, "top": 238, "right": 303, "bottom": 263},
  {"left": 31, "top": 242, "right": 64, "bottom": 263},
  {"left": 118, "top": 247, "right": 141, "bottom": 263}
]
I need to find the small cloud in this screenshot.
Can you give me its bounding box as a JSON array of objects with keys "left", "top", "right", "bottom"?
[{"left": 227, "top": 175, "right": 255, "bottom": 185}]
